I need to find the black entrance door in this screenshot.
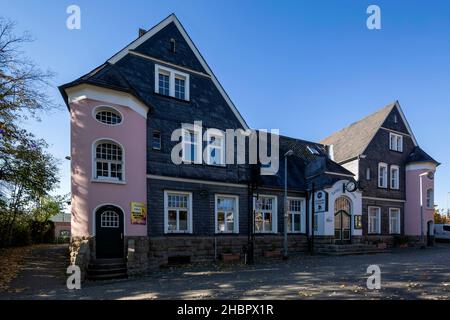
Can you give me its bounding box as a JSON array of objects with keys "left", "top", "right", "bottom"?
[
  {"left": 95, "top": 205, "right": 124, "bottom": 259},
  {"left": 334, "top": 211, "right": 351, "bottom": 244}
]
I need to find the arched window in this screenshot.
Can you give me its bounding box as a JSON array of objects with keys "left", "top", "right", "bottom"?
[
  {"left": 94, "top": 106, "right": 122, "bottom": 125},
  {"left": 426, "top": 188, "right": 434, "bottom": 209},
  {"left": 335, "top": 196, "right": 351, "bottom": 214},
  {"left": 101, "top": 210, "right": 120, "bottom": 228},
  {"left": 94, "top": 141, "right": 123, "bottom": 181}
]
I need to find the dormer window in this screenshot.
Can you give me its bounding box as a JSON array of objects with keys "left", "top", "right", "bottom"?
[
  {"left": 155, "top": 64, "right": 190, "bottom": 101},
  {"left": 389, "top": 132, "right": 403, "bottom": 152}
]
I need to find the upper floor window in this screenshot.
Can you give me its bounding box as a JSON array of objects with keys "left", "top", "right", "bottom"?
[
  {"left": 390, "top": 165, "right": 400, "bottom": 189},
  {"left": 154, "top": 64, "right": 190, "bottom": 101},
  {"left": 94, "top": 106, "right": 122, "bottom": 125},
  {"left": 378, "top": 162, "right": 388, "bottom": 188},
  {"left": 426, "top": 188, "right": 434, "bottom": 209},
  {"left": 389, "top": 132, "right": 403, "bottom": 152},
  {"left": 206, "top": 130, "right": 225, "bottom": 166},
  {"left": 94, "top": 141, "right": 123, "bottom": 182},
  {"left": 366, "top": 167, "right": 371, "bottom": 180},
  {"left": 182, "top": 128, "right": 201, "bottom": 163},
  {"left": 152, "top": 130, "right": 161, "bottom": 150}
]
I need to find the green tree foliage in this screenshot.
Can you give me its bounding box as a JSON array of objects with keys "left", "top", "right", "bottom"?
[{"left": 0, "top": 17, "right": 63, "bottom": 247}]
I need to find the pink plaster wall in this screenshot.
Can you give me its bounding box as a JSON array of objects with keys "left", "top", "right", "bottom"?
[
  {"left": 405, "top": 168, "right": 435, "bottom": 236},
  {"left": 70, "top": 98, "right": 147, "bottom": 237}
]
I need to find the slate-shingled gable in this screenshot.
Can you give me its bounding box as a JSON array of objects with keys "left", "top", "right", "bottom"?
[{"left": 320, "top": 103, "right": 396, "bottom": 163}]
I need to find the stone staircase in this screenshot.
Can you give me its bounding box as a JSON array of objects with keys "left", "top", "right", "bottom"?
[
  {"left": 315, "top": 243, "right": 390, "bottom": 256},
  {"left": 87, "top": 258, "right": 128, "bottom": 281}
]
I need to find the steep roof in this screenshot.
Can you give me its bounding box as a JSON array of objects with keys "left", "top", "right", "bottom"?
[
  {"left": 60, "top": 13, "right": 249, "bottom": 129},
  {"left": 406, "top": 146, "right": 440, "bottom": 165},
  {"left": 258, "top": 135, "right": 354, "bottom": 190},
  {"left": 320, "top": 102, "right": 398, "bottom": 163}
]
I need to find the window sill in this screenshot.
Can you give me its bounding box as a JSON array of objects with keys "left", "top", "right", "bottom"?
[
  {"left": 91, "top": 179, "right": 126, "bottom": 185},
  {"left": 165, "top": 231, "right": 193, "bottom": 235},
  {"left": 154, "top": 92, "right": 190, "bottom": 103},
  {"left": 215, "top": 232, "right": 239, "bottom": 235}
]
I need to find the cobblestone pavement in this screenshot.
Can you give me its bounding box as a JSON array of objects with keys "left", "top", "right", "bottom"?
[{"left": 1, "top": 243, "right": 449, "bottom": 300}]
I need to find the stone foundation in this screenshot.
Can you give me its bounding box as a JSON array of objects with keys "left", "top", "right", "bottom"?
[
  {"left": 69, "top": 236, "right": 94, "bottom": 281},
  {"left": 148, "top": 235, "right": 309, "bottom": 268},
  {"left": 126, "top": 236, "right": 149, "bottom": 276}
]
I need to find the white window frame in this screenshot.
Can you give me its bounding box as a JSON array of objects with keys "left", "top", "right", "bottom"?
[
  {"left": 92, "top": 105, "right": 123, "bottom": 126},
  {"left": 92, "top": 138, "right": 125, "bottom": 183},
  {"left": 181, "top": 125, "right": 202, "bottom": 164},
  {"left": 389, "top": 132, "right": 403, "bottom": 152},
  {"left": 154, "top": 64, "right": 190, "bottom": 101},
  {"left": 287, "top": 197, "right": 305, "bottom": 233},
  {"left": 205, "top": 129, "right": 225, "bottom": 166},
  {"left": 164, "top": 191, "right": 193, "bottom": 234},
  {"left": 389, "top": 208, "right": 401, "bottom": 234},
  {"left": 368, "top": 206, "right": 381, "bottom": 234},
  {"left": 426, "top": 188, "right": 434, "bottom": 209},
  {"left": 253, "top": 195, "right": 278, "bottom": 234},
  {"left": 215, "top": 194, "right": 239, "bottom": 234},
  {"left": 390, "top": 165, "right": 400, "bottom": 190},
  {"left": 152, "top": 130, "right": 162, "bottom": 150},
  {"left": 378, "top": 162, "right": 388, "bottom": 188}
]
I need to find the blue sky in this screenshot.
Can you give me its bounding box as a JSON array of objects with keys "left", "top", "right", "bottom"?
[{"left": 2, "top": 0, "right": 449, "bottom": 211}]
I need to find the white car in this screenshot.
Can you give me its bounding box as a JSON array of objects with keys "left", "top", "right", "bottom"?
[{"left": 434, "top": 224, "right": 450, "bottom": 242}]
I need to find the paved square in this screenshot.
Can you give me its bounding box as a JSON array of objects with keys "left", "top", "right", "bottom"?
[{"left": 1, "top": 244, "right": 449, "bottom": 300}]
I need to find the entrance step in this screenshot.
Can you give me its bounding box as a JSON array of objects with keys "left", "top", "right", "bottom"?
[
  {"left": 87, "top": 258, "right": 128, "bottom": 281},
  {"left": 315, "top": 244, "right": 390, "bottom": 256}
]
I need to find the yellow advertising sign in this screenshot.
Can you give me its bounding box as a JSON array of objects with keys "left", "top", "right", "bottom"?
[{"left": 130, "top": 202, "right": 147, "bottom": 225}]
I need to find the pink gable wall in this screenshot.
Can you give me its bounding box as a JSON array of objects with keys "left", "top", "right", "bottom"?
[
  {"left": 70, "top": 98, "right": 147, "bottom": 237},
  {"left": 405, "top": 167, "right": 435, "bottom": 236}
]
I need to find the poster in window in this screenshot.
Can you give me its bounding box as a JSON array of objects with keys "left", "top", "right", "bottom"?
[{"left": 130, "top": 202, "right": 147, "bottom": 225}]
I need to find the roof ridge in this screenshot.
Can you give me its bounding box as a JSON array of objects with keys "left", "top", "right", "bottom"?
[{"left": 321, "top": 102, "right": 396, "bottom": 143}]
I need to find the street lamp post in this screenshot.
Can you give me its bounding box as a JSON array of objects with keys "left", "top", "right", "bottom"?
[
  {"left": 283, "top": 150, "right": 294, "bottom": 259},
  {"left": 447, "top": 192, "right": 450, "bottom": 218}
]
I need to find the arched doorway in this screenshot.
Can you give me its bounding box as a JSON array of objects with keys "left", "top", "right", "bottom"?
[
  {"left": 95, "top": 205, "right": 124, "bottom": 259},
  {"left": 334, "top": 197, "right": 351, "bottom": 244}
]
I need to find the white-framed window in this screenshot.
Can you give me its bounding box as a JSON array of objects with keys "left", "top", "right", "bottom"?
[
  {"left": 164, "top": 191, "right": 192, "bottom": 233},
  {"left": 94, "top": 106, "right": 122, "bottom": 125},
  {"left": 254, "top": 195, "right": 277, "bottom": 233},
  {"left": 154, "top": 64, "right": 190, "bottom": 101},
  {"left": 215, "top": 194, "right": 239, "bottom": 233},
  {"left": 426, "top": 188, "right": 434, "bottom": 209},
  {"left": 390, "top": 165, "right": 400, "bottom": 189},
  {"left": 368, "top": 206, "right": 381, "bottom": 234},
  {"left": 389, "top": 208, "right": 401, "bottom": 234},
  {"left": 287, "top": 197, "right": 305, "bottom": 233},
  {"left": 205, "top": 129, "right": 225, "bottom": 166},
  {"left": 182, "top": 127, "right": 201, "bottom": 164},
  {"left": 101, "top": 211, "right": 120, "bottom": 228},
  {"left": 152, "top": 130, "right": 161, "bottom": 150},
  {"left": 94, "top": 140, "right": 124, "bottom": 182},
  {"left": 389, "top": 132, "right": 403, "bottom": 152},
  {"left": 366, "top": 167, "right": 371, "bottom": 180},
  {"left": 378, "top": 163, "right": 388, "bottom": 188}
]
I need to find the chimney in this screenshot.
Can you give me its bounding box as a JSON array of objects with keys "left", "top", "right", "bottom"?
[{"left": 138, "top": 28, "right": 146, "bottom": 37}]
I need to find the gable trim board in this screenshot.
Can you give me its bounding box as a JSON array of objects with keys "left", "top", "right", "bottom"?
[
  {"left": 380, "top": 127, "right": 412, "bottom": 137},
  {"left": 107, "top": 13, "right": 249, "bottom": 130},
  {"left": 66, "top": 84, "right": 149, "bottom": 118}
]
